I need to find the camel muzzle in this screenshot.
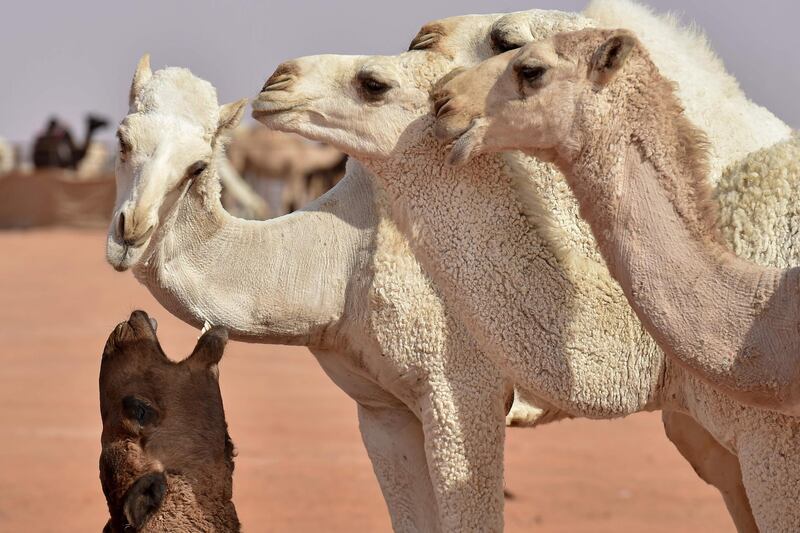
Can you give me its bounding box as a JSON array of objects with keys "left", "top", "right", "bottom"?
[{"left": 117, "top": 212, "right": 155, "bottom": 248}]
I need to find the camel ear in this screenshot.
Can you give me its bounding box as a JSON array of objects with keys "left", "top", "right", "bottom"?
[
  {"left": 216, "top": 99, "right": 248, "bottom": 139},
  {"left": 187, "top": 326, "right": 228, "bottom": 371},
  {"left": 129, "top": 54, "right": 153, "bottom": 107},
  {"left": 589, "top": 31, "right": 635, "bottom": 87}
]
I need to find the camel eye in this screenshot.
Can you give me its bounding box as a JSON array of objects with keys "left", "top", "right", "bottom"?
[
  {"left": 358, "top": 75, "right": 391, "bottom": 100},
  {"left": 518, "top": 66, "right": 548, "bottom": 85},
  {"left": 187, "top": 161, "right": 208, "bottom": 178},
  {"left": 117, "top": 134, "right": 132, "bottom": 156},
  {"left": 122, "top": 396, "right": 158, "bottom": 427}
]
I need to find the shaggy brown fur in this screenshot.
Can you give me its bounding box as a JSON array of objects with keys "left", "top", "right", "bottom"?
[{"left": 99, "top": 310, "right": 239, "bottom": 532}]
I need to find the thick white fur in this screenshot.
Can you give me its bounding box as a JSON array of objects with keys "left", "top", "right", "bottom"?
[
  {"left": 717, "top": 135, "right": 800, "bottom": 268},
  {"left": 259, "top": 4, "right": 800, "bottom": 532},
  {"left": 585, "top": 0, "right": 791, "bottom": 182}
]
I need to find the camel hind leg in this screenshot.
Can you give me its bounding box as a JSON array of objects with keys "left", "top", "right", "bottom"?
[{"left": 662, "top": 411, "right": 757, "bottom": 532}]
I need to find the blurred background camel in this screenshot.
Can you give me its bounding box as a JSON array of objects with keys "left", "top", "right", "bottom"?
[{"left": 227, "top": 126, "right": 346, "bottom": 215}]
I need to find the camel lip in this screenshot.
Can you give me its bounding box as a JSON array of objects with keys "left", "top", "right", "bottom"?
[
  {"left": 251, "top": 109, "right": 286, "bottom": 120},
  {"left": 123, "top": 224, "right": 154, "bottom": 248},
  {"left": 110, "top": 243, "right": 132, "bottom": 272},
  {"left": 108, "top": 239, "right": 148, "bottom": 272},
  {"left": 434, "top": 118, "right": 473, "bottom": 143},
  {"left": 251, "top": 99, "right": 300, "bottom": 116}
]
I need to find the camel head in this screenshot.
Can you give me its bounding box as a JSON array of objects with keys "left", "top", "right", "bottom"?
[
  {"left": 99, "top": 310, "right": 239, "bottom": 532},
  {"left": 406, "top": 10, "right": 589, "bottom": 68},
  {"left": 253, "top": 51, "right": 449, "bottom": 158},
  {"left": 252, "top": 10, "right": 592, "bottom": 159},
  {"left": 106, "top": 54, "right": 247, "bottom": 271},
  {"left": 433, "top": 28, "right": 642, "bottom": 165}
]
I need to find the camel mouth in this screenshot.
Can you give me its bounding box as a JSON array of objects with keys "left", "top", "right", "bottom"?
[
  {"left": 126, "top": 309, "right": 158, "bottom": 335},
  {"left": 251, "top": 98, "right": 300, "bottom": 116},
  {"left": 432, "top": 99, "right": 476, "bottom": 143},
  {"left": 438, "top": 122, "right": 471, "bottom": 143},
  {"left": 434, "top": 113, "right": 474, "bottom": 144},
  {"left": 123, "top": 224, "right": 155, "bottom": 248},
  {"left": 109, "top": 242, "right": 133, "bottom": 272},
  {"left": 251, "top": 108, "right": 293, "bottom": 120},
  {"left": 444, "top": 119, "right": 486, "bottom": 166},
  {"left": 107, "top": 234, "right": 149, "bottom": 273}
]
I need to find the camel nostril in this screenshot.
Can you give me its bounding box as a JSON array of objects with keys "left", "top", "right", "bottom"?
[
  {"left": 116, "top": 212, "right": 126, "bottom": 240},
  {"left": 262, "top": 62, "right": 300, "bottom": 93},
  {"left": 261, "top": 75, "right": 295, "bottom": 93},
  {"left": 434, "top": 96, "right": 454, "bottom": 119}
]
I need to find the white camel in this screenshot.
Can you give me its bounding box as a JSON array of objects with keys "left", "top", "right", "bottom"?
[
  {"left": 227, "top": 126, "right": 343, "bottom": 215},
  {"left": 107, "top": 13, "right": 740, "bottom": 531},
  {"left": 111, "top": 54, "right": 509, "bottom": 533},
  {"left": 254, "top": 1, "right": 800, "bottom": 530}
]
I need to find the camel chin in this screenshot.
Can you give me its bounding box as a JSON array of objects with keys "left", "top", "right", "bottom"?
[{"left": 106, "top": 234, "right": 148, "bottom": 272}]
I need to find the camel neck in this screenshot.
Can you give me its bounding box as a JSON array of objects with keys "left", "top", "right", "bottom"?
[
  {"left": 132, "top": 159, "right": 376, "bottom": 347},
  {"left": 361, "top": 124, "right": 664, "bottom": 417},
  {"left": 74, "top": 121, "right": 100, "bottom": 166},
  {"left": 565, "top": 127, "right": 800, "bottom": 404}
]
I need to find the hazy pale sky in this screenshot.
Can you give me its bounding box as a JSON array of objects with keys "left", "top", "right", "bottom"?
[{"left": 2, "top": 0, "right": 798, "bottom": 144}]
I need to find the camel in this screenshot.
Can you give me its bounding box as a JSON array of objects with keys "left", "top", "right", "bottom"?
[
  {"left": 99, "top": 310, "right": 239, "bottom": 532},
  {"left": 433, "top": 28, "right": 800, "bottom": 414},
  {"left": 109, "top": 5, "right": 782, "bottom": 531},
  {"left": 107, "top": 17, "right": 709, "bottom": 531},
  {"left": 33, "top": 114, "right": 109, "bottom": 169},
  {"left": 253, "top": 3, "right": 800, "bottom": 530},
  {"left": 110, "top": 53, "right": 511, "bottom": 533},
  {"left": 75, "top": 141, "right": 112, "bottom": 177},
  {"left": 226, "top": 126, "right": 344, "bottom": 215},
  {"left": 74, "top": 115, "right": 110, "bottom": 167}
]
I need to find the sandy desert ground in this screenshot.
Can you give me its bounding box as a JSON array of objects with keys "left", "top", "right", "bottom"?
[{"left": 0, "top": 228, "right": 736, "bottom": 532}]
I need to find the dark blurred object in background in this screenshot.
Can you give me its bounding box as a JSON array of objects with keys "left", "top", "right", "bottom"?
[{"left": 32, "top": 114, "right": 108, "bottom": 169}]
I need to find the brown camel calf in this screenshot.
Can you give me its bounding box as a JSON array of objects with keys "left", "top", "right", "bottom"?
[{"left": 99, "top": 310, "right": 239, "bottom": 532}]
